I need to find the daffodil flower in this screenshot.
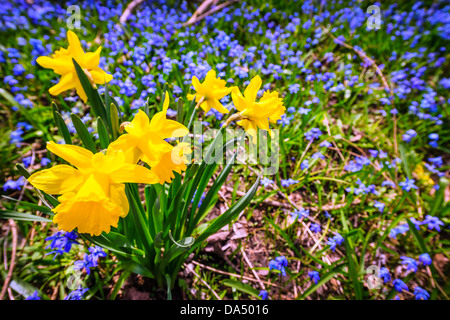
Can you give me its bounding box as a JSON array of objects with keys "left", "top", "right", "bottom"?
[
  {"left": 27, "top": 142, "right": 158, "bottom": 236},
  {"left": 36, "top": 30, "right": 112, "bottom": 102},
  {"left": 108, "top": 92, "right": 189, "bottom": 181},
  {"left": 187, "top": 69, "right": 233, "bottom": 114},
  {"left": 230, "top": 75, "right": 285, "bottom": 142},
  {"left": 150, "top": 142, "right": 191, "bottom": 184}
]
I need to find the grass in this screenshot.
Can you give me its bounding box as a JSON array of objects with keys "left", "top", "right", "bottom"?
[{"left": 0, "top": 0, "right": 449, "bottom": 300}]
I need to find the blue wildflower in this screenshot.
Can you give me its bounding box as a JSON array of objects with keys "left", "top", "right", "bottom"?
[
  {"left": 304, "top": 128, "right": 322, "bottom": 141},
  {"left": 414, "top": 287, "right": 430, "bottom": 300},
  {"left": 373, "top": 201, "right": 385, "bottom": 213},
  {"left": 65, "top": 286, "right": 88, "bottom": 300},
  {"left": 25, "top": 291, "right": 40, "bottom": 300},
  {"left": 419, "top": 253, "right": 432, "bottom": 266},
  {"left": 268, "top": 256, "right": 288, "bottom": 276},
  {"left": 308, "top": 271, "right": 320, "bottom": 284},
  {"left": 399, "top": 178, "right": 418, "bottom": 192},
  {"left": 393, "top": 279, "right": 409, "bottom": 292},
  {"left": 400, "top": 256, "right": 418, "bottom": 273},
  {"left": 379, "top": 267, "right": 391, "bottom": 283},
  {"left": 45, "top": 231, "right": 78, "bottom": 259},
  {"left": 3, "top": 176, "right": 26, "bottom": 192},
  {"left": 260, "top": 177, "right": 274, "bottom": 187},
  {"left": 310, "top": 223, "right": 321, "bottom": 233},
  {"left": 422, "top": 215, "right": 444, "bottom": 232},
  {"left": 259, "top": 290, "right": 269, "bottom": 300},
  {"left": 402, "top": 129, "right": 417, "bottom": 143}
]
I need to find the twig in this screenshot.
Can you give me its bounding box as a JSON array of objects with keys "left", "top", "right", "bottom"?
[
  {"left": 241, "top": 248, "right": 265, "bottom": 290},
  {"left": 0, "top": 220, "right": 18, "bottom": 300},
  {"left": 183, "top": 0, "right": 238, "bottom": 27},
  {"left": 119, "top": 0, "right": 145, "bottom": 25},
  {"left": 184, "top": 263, "right": 222, "bottom": 300},
  {"left": 191, "top": 260, "right": 278, "bottom": 287}
]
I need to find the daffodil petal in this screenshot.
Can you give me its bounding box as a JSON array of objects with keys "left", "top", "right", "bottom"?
[
  {"left": 209, "top": 98, "right": 230, "bottom": 114},
  {"left": 28, "top": 164, "right": 83, "bottom": 195},
  {"left": 67, "top": 30, "right": 85, "bottom": 63},
  {"left": 48, "top": 73, "right": 76, "bottom": 96},
  {"left": 110, "top": 163, "right": 159, "bottom": 185},
  {"left": 244, "top": 75, "right": 262, "bottom": 103},
  {"left": 46, "top": 141, "right": 93, "bottom": 169}
]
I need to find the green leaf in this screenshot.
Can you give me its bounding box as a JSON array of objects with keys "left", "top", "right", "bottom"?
[
  {"left": 97, "top": 117, "right": 110, "bottom": 149},
  {"left": 72, "top": 58, "right": 107, "bottom": 121},
  {"left": 70, "top": 113, "right": 97, "bottom": 153},
  {"left": 297, "top": 265, "right": 343, "bottom": 299},
  {"left": 52, "top": 103, "right": 72, "bottom": 145},
  {"left": 344, "top": 236, "right": 363, "bottom": 300},
  {"left": 190, "top": 175, "right": 261, "bottom": 251},
  {"left": 109, "top": 102, "right": 120, "bottom": 141},
  {"left": 176, "top": 97, "right": 184, "bottom": 124},
  {"left": 0, "top": 210, "right": 53, "bottom": 222},
  {"left": 222, "top": 279, "right": 260, "bottom": 298},
  {"left": 15, "top": 163, "right": 31, "bottom": 179}
]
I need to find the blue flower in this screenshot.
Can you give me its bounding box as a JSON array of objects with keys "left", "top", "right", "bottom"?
[
  {"left": 281, "top": 178, "right": 298, "bottom": 187},
  {"left": 319, "top": 141, "right": 332, "bottom": 148},
  {"left": 268, "top": 256, "right": 288, "bottom": 276},
  {"left": 422, "top": 215, "right": 444, "bottom": 232},
  {"left": 41, "top": 157, "right": 51, "bottom": 166},
  {"left": 389, "top": 223, "right": 410, "bottom": 239},
  {"left": 45, "top": 231, "right": 78, "bottom": 259},
  {"left": 373, "top": 201, "right": 385, "bottom": 213},
  {"left": 379, "top": 267, "right": 391, "bottom": 283},
  {"left": 288, "top": 83, "right": 300, "bottom": 94},
  {"left": 399, "top": 178, "right": 418, "bottom": 192},
  {"left": 327, "top": 233, "right": 344, "bottom": 251},
  {"left": 414, "top": 287, "right": 430, "bottom": 300},
  {"left": 393, "top": 279, "right": 409, "bottom": 292},
  {"left": 290, "top": 208, "right": 309, "bottom": 220},
  {"left": 259, "top": 290, "right": 269, "bottom": 300},
  {"left": 65, "top": 286, "right": 88, "bottom": 300},
  {"left": 260, "top": 177, "right": 274, "bottom": 187},
  {"left": 310, "top": 223, "right": 321, "bottom": 233},
  {"left": 87, "top": 246, "right": 107, "bottom": 267},
  {"left": 74, "top": 253, "right": 95, "bottom": 275},
  {"left": 25, "top": 291, "right": 41, "bottom": 300},
  {"left": 381, "top": 180, "right": 396, "bottom": 188},
  {"left": 400, "top": 256, "right": 418, "bottom": 273},
  {"left": 419, "top": 253, "right": 432, "bottom": 266},
  {"left": 304, "top": 128, "right": 322, "bottom": 141},
  {"left": 22, "top": 156, "right": 32, "bottom": 168},
  {"left": 308, "top": 271, "right": 320, "bottom": 284},
  {"left": 301, "top": 159, "right": 309, "bottom": 170},
  {"left": 402, "top": 129, "right": 417, "bottom": 143},
  {"left": 3, "top": 176, "right": 25, "bottom": 192}
]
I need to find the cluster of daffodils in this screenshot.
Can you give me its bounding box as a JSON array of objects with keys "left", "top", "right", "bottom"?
[
  {"left": 28, "top": 30, "right": 285, "bottom": 237},
  {"left": 188, "top": 69, "right": 286, "bottom": 142}
]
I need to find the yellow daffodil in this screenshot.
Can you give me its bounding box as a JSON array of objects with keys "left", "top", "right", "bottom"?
[
  {"left": 36, "top": 30, "right": 112, "bottom": 102},
  {"left": 150, "top": 142, "right": 191, "bottom": 184},
  {"left": 108, "top": 92, "right": 189, "bottom": 168},
  {"left": 27, "top": 142, "right": 158, "bottom": 236},
  {"left": 230, "top": 75, "right": 285, "bottom": 142},
  {"left": 187, "top": 69, "right": 233, "bottom": 114},
  {"left": 414, "top": 163, "right": 434, "bottom": 187}
]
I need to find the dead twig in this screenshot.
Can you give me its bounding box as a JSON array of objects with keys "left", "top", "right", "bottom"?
[
  {"left": 183, "top": 0, "right": 238, "bottom": 27},
  {"left": 119, "top": 0, "right": 145, "bottom": 25},
  {"left": 0, "top": 220, "right": 18, "bottom": 300}
]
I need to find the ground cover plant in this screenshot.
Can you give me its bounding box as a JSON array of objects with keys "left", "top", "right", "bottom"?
[{"left": 0, "top": 0, "right": 449, "bottom": 301}]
